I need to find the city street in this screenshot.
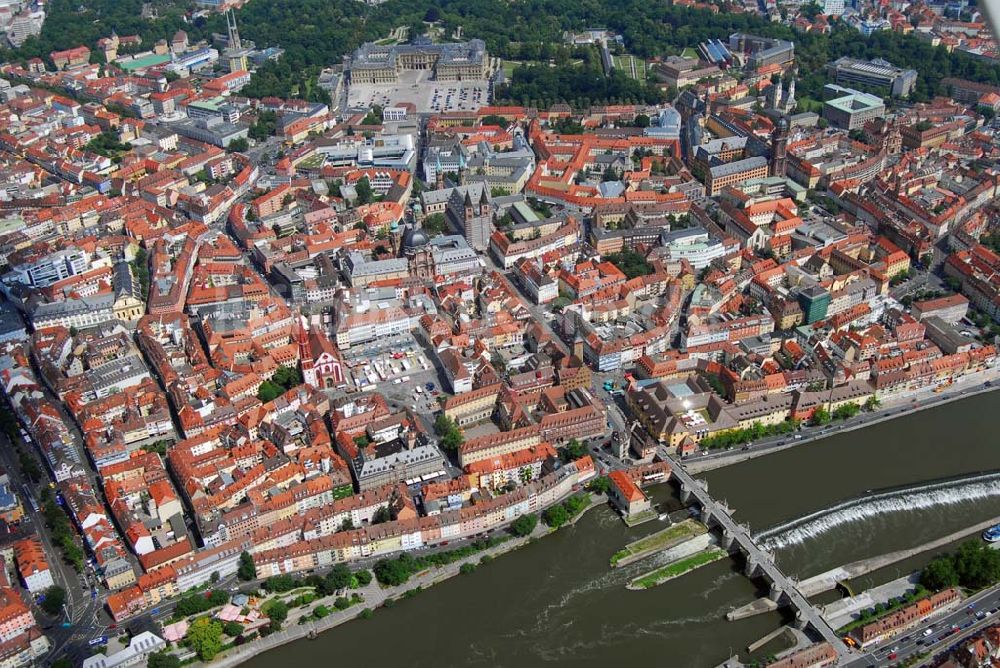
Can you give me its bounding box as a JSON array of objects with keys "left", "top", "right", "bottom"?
[
  {"left": 0, "top": 361, "right": 153, "bottom": 661},
  {"left": 0, "top": 427, "right": 108, "bottom": 661},
  {"left": 482, "top": 254, "right": 569, "bottom": 357},
  {"left": 843, "top": 583, "right": 1000, "bottom": 667}
]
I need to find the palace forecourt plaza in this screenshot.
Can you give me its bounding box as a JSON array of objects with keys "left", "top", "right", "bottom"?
[{"left": 345, "top": 39, "right": 494, "bottom": 113}]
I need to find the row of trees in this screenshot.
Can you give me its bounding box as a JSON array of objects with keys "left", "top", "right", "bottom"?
[
  {"left": 840, "top": 585, "right": 930, "bottom": 633},
  {"left": 173, "top": 589, "right": 229, "bottom": 618},
  {"left": 237, "top": 551, "right": 256, "bottom": 581},
  {"left": 261, "top": 566, "right": 373, "bottom": 595},
  {"left": 130, "top": 246, "right": 150, "bottom": 301},
  {"left": 699, "top": 397, "right": 881, "bottom": 449},
  {"left": 0, "top": 394, "right": 38, "bottom": 476},
  {"left": 700, "top": 418, "right": 802, "bottom": 450},
  {"left": 541, "top": 493, "right": 589, "bottom": 529},
  {"left": 372, "top": 536, "right": 503, "bottom": 586},
  {"left": 260, "top": 573, "right": 301, "bottom": 593},
  {"left": 41, "top": 491, "right": 84, "bottom": 572},
  {"left": 810, "top": 399, "right": 874, "bottom": 426},
  {"left": 510, "top": 513, "right": 538, "bottom": 537}
]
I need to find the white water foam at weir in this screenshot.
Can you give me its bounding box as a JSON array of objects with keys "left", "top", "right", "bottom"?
[{"left": 755, "top": 472, "right": 1000, "bottom": 551}]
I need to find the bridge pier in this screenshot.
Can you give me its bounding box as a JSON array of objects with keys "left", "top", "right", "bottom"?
[
  {"left": 744, "top": 557, "right": 760, "bottom": 578},
  {"left": 721, "top": 529, "right": 737, "bottom": 552},
  {"left": 680, "top": 486, "right": 693, "bottom": 504},
  {"left": 702, "top": 507, "right": 714, "bottom": 527},
  {"left": 793, "top": 609, "right": 808, "bottom": 630}
]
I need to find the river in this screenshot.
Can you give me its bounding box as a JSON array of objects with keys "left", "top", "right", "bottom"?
[{"left": 244, "top": 391, "right": 1000, "bottom": 668}]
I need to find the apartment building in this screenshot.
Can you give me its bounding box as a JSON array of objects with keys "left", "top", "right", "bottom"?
[
  {"left": 706, "top": 157, "right": 770, "bottom": 196},
  {"left": 12, "top": 539, "right": 52, "bottom": 595}
]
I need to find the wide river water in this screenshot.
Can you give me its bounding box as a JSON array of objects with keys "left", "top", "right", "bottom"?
[{"left": 244, "top": 391, "right": 1000, "bottom": 668}]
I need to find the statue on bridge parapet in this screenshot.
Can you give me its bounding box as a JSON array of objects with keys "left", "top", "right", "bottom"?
[{"left": 768, "top": 581, "right": 784, "bottom": 602}]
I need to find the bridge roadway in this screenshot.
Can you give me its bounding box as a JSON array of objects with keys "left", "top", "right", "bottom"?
[{"left": 664, "top": 453, "right": 849, "bottom": 660}]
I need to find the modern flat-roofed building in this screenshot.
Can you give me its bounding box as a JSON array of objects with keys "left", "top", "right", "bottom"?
[
  {"left": 83, "top": 632, "right": 166, "bottom": 668},
  {"left": 698, "top": 39, "right": 733, "bottom": 66},
  {"left": 798, "top": 285, "right": 831, "bottom": 324},
  {"left": 6, "top": 248, "right": 89, "bottom": 289},
  {"left": 828, "top": 57, "right": 917, "bottom": 97},
  {"left": 922, "top": 316, "right": 975, "bottom": 355},
  {"left": 943, "top": 77, "right": 1000, "bottom": 105},
  {"left": 822, "top": 85, "right": 886, "bottom": 130},
  {"left": 657, "top": 227, "right": 729, "bottom": 270},
  {"left": 823, "top": 0, "right": 845, "bottom": 16},
  {"left": 728, "top": 33, "right": 794, "bottom": 69},
  {"left": 168, "top": 117, "right": 248, "bottom": 148}
]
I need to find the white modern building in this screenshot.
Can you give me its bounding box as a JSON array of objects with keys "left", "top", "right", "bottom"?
[
  {"left": 83, "top": 632, "right": 166, "bottom": 668},
  {"left": 6, "top": 248, "right": 89, "bottom": 288},
  {"left": 659, "top": 227, "right": 729, "bottom": 270}
]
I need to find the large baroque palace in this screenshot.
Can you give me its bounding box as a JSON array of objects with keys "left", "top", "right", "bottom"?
[{"left": 346, "top": 37, "right": 490, "bottom": 84}]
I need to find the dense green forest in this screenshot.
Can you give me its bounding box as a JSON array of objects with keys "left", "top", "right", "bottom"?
[
  {"left": 6, "top": 0, "right": 1000, "bottom": 105},
  {"left": 496, "top": 65, "right": 665, "bottom": 108}
]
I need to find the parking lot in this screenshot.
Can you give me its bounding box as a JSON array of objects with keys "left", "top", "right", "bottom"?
[
  {"left": 390, "top": 377, "right": 441, "bottom": 416},
  {"left": 347, "top": 70, "right": 490, "bottom": 113}
]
